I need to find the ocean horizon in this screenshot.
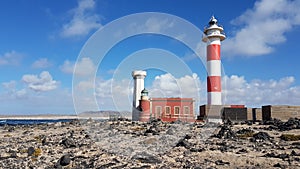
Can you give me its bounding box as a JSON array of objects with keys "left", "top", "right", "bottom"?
[{"left": 0, "top": 119, "right": 74, "bottom": 126}]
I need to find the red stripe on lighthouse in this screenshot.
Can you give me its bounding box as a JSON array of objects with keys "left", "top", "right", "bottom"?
[
  {"left": 207, "top": 76, "right": 221, "bottom": 92},
  {"left": 207, "top": 44, "right": 220, "bottom": 61}
]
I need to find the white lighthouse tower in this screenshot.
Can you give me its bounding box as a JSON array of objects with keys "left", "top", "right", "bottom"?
[
  {"left": 202, "top": 16, "right": 226, "bottom": 105},
  {"left": 132, "top": 70, "right": 147, "bottom": 121}
]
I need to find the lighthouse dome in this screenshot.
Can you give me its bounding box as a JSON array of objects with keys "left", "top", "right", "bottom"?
[{"left": 141, "top": 88, "right": 148, "bottom": 96}]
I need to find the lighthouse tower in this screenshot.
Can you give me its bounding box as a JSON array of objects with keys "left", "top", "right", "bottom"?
[
  {"left": 132, "top": 70, "right": 147, "bottom": 121},
  {"left": 202, "top": 16, "right": 226, "bottom": 105},
  {"left": 139, "top": 88, "right": 151, "bottom": 122}
]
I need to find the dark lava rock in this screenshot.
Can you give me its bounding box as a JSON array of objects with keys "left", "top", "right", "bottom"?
[
  {"left": 10, "top": 151, "right": 17, "bottom": 158},
  {"left": 280, "top": 134, "right": 300, "bottom": 141},
  {"left": 236, "top": 148, "right": 248, "bottom": 154},
  {"left": 292, "top": 142, "right": 300, "bottom": 146},
  {"left": 132, "top": 152, "right": 161, "bottom": 164},
  {"left": 144, "top": 126, "right": 160, "bottom": 135},
  {"left": 176, "top": 138, "right": 191, "bottom": 149},
  {"left": 59, "top": 154, "right": 71, "bottom": 166},
  {"left": 214, "top": 125, "right": 236, "bottom": 139},
  {"left": 42, "top": 137, "right": 47, "bottom": 145},
  {"left": 215, "top": 160, "right": 230, "bottom": 165},
  {"left": 190, "top": 147, "right": 205, "bottom": 152},
  {"left": 251, "top": 132, "right": 271, "bottom": 141},
  {"left": 273, "top": 163, "right": 285, "bottom": 168},
  {"left": 264, "top": 152, "right": 289, "bottom": 160},
  {"left": 223, "top": 119, "right": 233, "bottom": 125},
  {"left": 265, "top": 118, "right": 300, "bottom": 131},
  {"left": 291, "top": 150, "right": 300, "bottom": 156},
  {"left": 236, "top": 128, "right": 254, "bottom": 135},
  {"left": 61, "top": 138, "right": 76, "bottom": 148},
  {"left": 7, "top": 127, "right": 15, "bottom": 132},
  {"left": 27, "top": 147, "right": 35, "bottom": 156},
  {"left": 184, "top": 134, "right": 192, "bottom": 140}
]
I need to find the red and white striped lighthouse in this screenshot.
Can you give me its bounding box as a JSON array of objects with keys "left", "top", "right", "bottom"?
[{"left": 202, "top": 16, "right": 226, "bottom": 105}]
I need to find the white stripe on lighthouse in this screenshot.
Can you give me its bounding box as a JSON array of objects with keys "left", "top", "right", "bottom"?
[
  {"left": 208, "top": 92, "right": 222, "bottom": 105},
  {"left": 207, "top": 60, "right": 221, "bottom": 76}
]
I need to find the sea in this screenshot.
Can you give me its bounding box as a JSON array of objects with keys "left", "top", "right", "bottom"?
[{"left": 0, "top": 119, "right": 74, "bottom": 126}]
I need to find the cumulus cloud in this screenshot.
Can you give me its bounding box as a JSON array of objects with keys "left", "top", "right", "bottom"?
[
  {"left": 150, "top": 73, "right": 202, "bottom": 99},
  {"left": 60, "top": 0, "right": 102, "bottom": 38},
  {"left": 223, "top": 0, "right": 300, "bottom": 57},
  {"left": 1, "top": 81, "right": 28, "bottom": 99},
  {"left": 0, "top": 51, "right": 23, "bottom": 66},
  {"left": 31, "top": 58, "right": 52, "bottom": 68},
  {"left": 223, "top": 75, "right": 300, "bottom": 106},
  {"left": 60, "top": 57, "right": 96, "bottom": 76},
  {"left": 72, "top": 77, "right": 132, "bottom": 112},
  {"left": 22, "top": 71, "right": 58, "bottom": 92}
]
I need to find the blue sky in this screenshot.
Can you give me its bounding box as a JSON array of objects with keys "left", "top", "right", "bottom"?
[{"left": 0, "top": 0, "right": 300, "bottom": 115}]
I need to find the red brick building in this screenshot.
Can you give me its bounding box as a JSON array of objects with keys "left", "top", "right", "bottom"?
[{"left": 139, "top": 89, "right": 195, "bottom": 122}]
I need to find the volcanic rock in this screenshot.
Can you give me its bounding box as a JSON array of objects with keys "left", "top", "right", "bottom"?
[
  {"left": 27, "top": 147, "right": 35, "bottom": 156},
  {"left": 132, "top": 152, "right": 161, "bottom": 164},
  {"left": 58, "top": 154, "right": 71, "bottom": 166},
  {"left": 214, "top": 125, "right": 236, "bottom": 139},
  {"left": 61, "top": 138, "right": 76, "bottom": 148},
  {"left": 251, "top": 132, "right": 271, "bottom": 141}
]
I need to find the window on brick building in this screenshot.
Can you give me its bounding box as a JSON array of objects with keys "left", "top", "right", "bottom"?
[
  {"left": 165, "top": 106, "right": 171, "bottom": 116},
  {"left": 155, "top": 106, "right": 162, "bottom": 117},
  {"left": 174, "top": 106, "right": 180, "bottom": 115},
  {"left": 184, "top": 106, "right": 190, "bottom": 114}
]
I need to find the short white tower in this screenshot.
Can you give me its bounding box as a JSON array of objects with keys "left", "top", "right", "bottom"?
[
  {"left": 202, "top": 16, "right": 226, "bottom": 105},
  {"left": 132, "top": 70, "right": 147, "bottom": 121}
]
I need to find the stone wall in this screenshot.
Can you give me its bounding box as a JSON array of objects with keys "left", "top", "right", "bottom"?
[
  {"left": 198, "top": 105, "right": 246, "bottom": 122},
  {"left": 199, "top": 105, "right": 230, "bottom": 120},
  {"left": 223, "top": 108, "right": 247, "bottom": 122},
  {"left": 247, "top": 108, "right": 263, "bottom": 122},
  {"left": 262, "top": 105, "right": 300, "bottom": 121}
]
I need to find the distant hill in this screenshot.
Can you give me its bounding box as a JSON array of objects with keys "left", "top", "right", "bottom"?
[{"left": 78, "top": 111, "right": 131, "bottom": 118}]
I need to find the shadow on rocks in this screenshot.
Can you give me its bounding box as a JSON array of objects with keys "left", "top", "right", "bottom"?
[
  {"left": 131, "top": 152, "right": 162, "bottom": 164},
  {"left": 250, "top": 132, "right": 272, "bottom": 142}
]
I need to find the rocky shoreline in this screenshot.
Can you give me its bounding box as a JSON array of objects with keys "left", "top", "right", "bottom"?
[{"left": 0, "top": 118, "right": 300, "bottom": 168}]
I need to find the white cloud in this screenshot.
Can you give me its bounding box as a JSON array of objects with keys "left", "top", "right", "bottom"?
[
  {"left": 1, "top": 81, "right": 28, "bottom": 99},
  {"left": 60, "top": 0, "right": 102, "bottom": 38},
  {"left": 2, "top": 80, "right": 16, "bottom": 90},
  {"left": 0, "top": 51, "right": 23, "bottom": 66},
  {"left": 31, "top": 58, "right": 52, "bottom": 68},
  {"left": 22, "top": 71, "right": 59, "bottom": 92},
  {"left": 114, "top": 16, "right": 175, "bottom": 38},
  {"left": 60, "top": 60, "right": 74, "bottom": 74},
  {"left": 60, "top": 57, "right": 96, "bottom": 76},
  {"left": 150, "top": 73, "right": 202, "bottom": 98},
  {"left": 223, "top": 75, "right": 300, "bottom": 106},
  {"left": 72, "top": 77, "right": 132, "bottom": 112},
  {"left": 223, "top": 0, "right": 300, "bottom": 57}
]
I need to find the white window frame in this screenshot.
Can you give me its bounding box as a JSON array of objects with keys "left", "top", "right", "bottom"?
[
  {"left": 165, "top": 106, "right": 171, "bottom": 116},
  {"left": 184, "top": 106, "right": 190, "bottom": 115},
  {"left": 155, "top": 106, "right": 162, "bottom": 116},
  {"left": 174, "top": 106, "right": 180, "bottom": 115}
]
